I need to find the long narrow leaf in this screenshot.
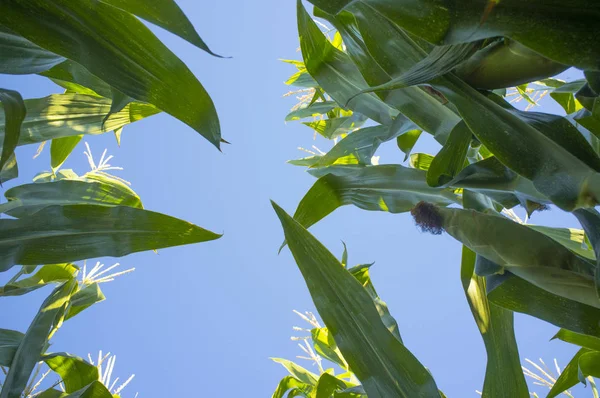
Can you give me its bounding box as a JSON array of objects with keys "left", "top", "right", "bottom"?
[
  {"left": 0, "top": 89, "right": 25, "bottom": 175},
  {"left": 0, "top": 26, "right": 64, "bottom": 74},
  {"left": 273, "top": 201, "right": 441, "bottom": 398},
  {"left": 0, "top": 205, "right": 221, "bottom": 272}
]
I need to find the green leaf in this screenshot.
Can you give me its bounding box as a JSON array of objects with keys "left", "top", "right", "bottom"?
[
  {"left": 409, "top": 153, "right": 434, "bottom": 172},
  {"left": 311, "top": 327, "right": 347, "bottom": 368},
  {"left": 4, "top": 94, "right": 159, "bottom": 147},
  {"left": 271, "top": 358, "right": 318, "bottom": 386},
  {"left": 412, "top": 203, "right": 598, "bottom": 308},
  {"left": 51, "top": 135, "right": 83, "bottom": 170},
  {"left": 574, "top": 209, "right": 600, "bottom": 300},
  {"left": 315, "top": 373, "right": 352, "bottom": 398},
  {"left": 43, "top": 353, "right": 99, "bottom": 393},
  {"left": 303, "top": 114, "right": 367, "bottom": 140},
  {"left": 0, "top": 204, "right": 221, "bottom": 273},
  {"left": 98, "top": 0, "right": 223, "bottom": 57},
  {"left": 397, "top": 130, "right": 422, "bottom": 161},
  {"left": 528, "top": 225, "right": 595, "bottom": 261},
  {"left": 41, "top": 61, "right": 113, "bottom": 98},
  {"left": 272, "top": 376, "right": 313, "bottom": 398},
  {"left": 0, "top": 264, "right": 77, "bottom": 297},
  {"left": 0, "top": 88, "right": 25, "bottom": 176},
  {"left": 488, "top": 272, "right": 600, "bottom": 337},
  {"left": 307, "top": 0, "right": 599, "bottom": 71},
  {"left": 0, "top": 280, "right": 77, "bottom": 398},
  {"left": 434, "top": 76, "right": 600, "bottom": 211},
  {"left": 0, "top": 153, "right": 17, "bottom": 184},
  {"left": 61, "top": 381, "right": 113, "bottom": 398},
  {"left": 296, "top": 1, "right": 397, "bottom": 126},
  {"left": 460, "top": 246, "right": 528, "bottom": 397},
  {"left": 0, "top": 0, "right": 222, "bottom": 147},
  {"left": 426, "top": 121, "right": 471, "bottom": 187},
  {"left": 553, "top": 329, "right": 600, "bottom": 352},
  {"left": 293, "top": 165, "right": 458, "bottom": 230},
  {"left": 286, "top": 102, "right": 338, "bottom": 121},
  {"left": 547, "top": 348, "right": 593, "bottom": 398},
  {"left": 65, "top": 283, "right": 105, "bottom": 320},
  {"left": 0, "top": 329, "right": 24, "bottom": 367},
  {"left": 273, "top": 201, "right": 441, "bottom": 398},
  {"left": 0, "top": 178, "right": 143, "bottom": 218},
  {"left": 349, "top": 263, "right": 401, "bottom": 342},
  {"left": 314, "top": 125, "right": 410, "bottom": 168},
  {"left": 317, "top": 6, "right": 460, "bottom": 144},
  {"left": 0, "top": 26, "right": 64, "bottom": 74}
]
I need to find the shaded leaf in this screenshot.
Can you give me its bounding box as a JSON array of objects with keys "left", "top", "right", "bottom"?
[
  {"left": 286, "top": 102, "right": 338, "bottom": 121},
  {"left": 43, "top": 353, "right": 99, "bottom": 393},
  {"left": 0, "top": 329, "right": 24, "bottom": 367},
  {"left": 426, "top": 121, "right": 470, "bottom": 187},
  {"left": 0, "top": 26, "right": 64, "bottom": 74},
  {"left": 0, "top": 264, "right": 77, "bottom": 297},
  {"left": 553, "top": 329, "right": 600, "bottom": 352},
  {"left": 65, "top": 283, "right": 105, "bottom": 320},
  {"left": 0, "top": 88, "right": 25, "bottom": 176},
  {"left": 272, "top": 376, "right": 313, "bottom": 398},
  {"left": 547, "top": 348, "right": 592, "bottom": 398}
]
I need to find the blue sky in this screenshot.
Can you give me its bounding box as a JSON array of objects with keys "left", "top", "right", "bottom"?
[{"left": 0, "top": 1, "right": 593, "bottom": 396}]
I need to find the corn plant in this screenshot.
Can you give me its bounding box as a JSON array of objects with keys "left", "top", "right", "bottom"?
[
  {"left": 0, "top": 1, "right": 226, "bottom": 397},
  {"left": 273, "top": 2, "right": 600, "bottom": 397}
]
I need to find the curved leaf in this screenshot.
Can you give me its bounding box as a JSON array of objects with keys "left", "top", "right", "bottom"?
[
  {"left": 0, "top": 0, "right": 222, "bottom": 147},
  {"left": 0, "top": 329, "right": 24, "bottom": 367},
  {"left": 0, "top": 88, "right": 25, "bottom": 175},
  {"left": 0, "top": 264, "right": 77, "bottom": 297},
  {"left": 0, "top": 26, "right": 64, "bottom": 74},
  {"left": 43, "top": 353, "right": 99, "bottom": 393},
  {"left": 0, "top": 205, "right": 221, "bottom": 272}
]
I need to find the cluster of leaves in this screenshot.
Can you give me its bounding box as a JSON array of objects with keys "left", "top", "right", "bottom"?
[
  {"left": 0, "top": 1, "right": 225, "bottom": 396},
  {"left": 272, "top": 1, "right": 600, "bottom": 397}
]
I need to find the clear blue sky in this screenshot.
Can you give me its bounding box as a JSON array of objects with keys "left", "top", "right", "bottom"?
[{"left": 0, "top": 1, "right": 592, "bottom": 396}]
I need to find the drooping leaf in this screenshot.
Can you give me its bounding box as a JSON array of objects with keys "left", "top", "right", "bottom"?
[
  {"left": 273, "top": 201, "right": 441, "bottom": 398},
  {"left": 411, "top": 203, "right": 598, "bottom": 308},
  {"left": 0, "top": 329, "right": 24, "bottom": 367},
  {"left": 3, "top": 94, "right": 159, "bottom": 147},
  {"left": 98, "top": 0, "right": 223, "bottom": 56},
  {"left": 60, "top": 381, "right": 113, "bottom": 398},
  {"left": 0, "top": 263, "right": 77, "bottom": 297},
  {"left": 0, "top": 204, "right": 221, "bottom": 272},
  {"left": 573, "top": 209, "right": 600, "bottom": 300},
  {"left": 397, "top": 130, "right": 422, "bottom": 161},
  {"left": 43, "top": 353, "right": 99, "bottom": 393},
  {"left": 0, "top": 280, "right": 76, "bottom": 398},
  {"left": 528, "top": 225, "right": 595, "bottom": 261},
  {"left": 294, "top": 165, "right": 458, "bottom": 230},
  {"left": 51, "top": 135, "right": 83, "bottom": 170},
  {"left": 315, "top": 373, "right": 353, "bottom": 398},
  {"left": 0, "top": 26, "right": 65, "bottom": 74},
  {"left": 0, "top": 0, "right": 222, "bottom": 147},
  {"left": 0, "top": 178, "right": 143, "bottom": 218},
  {"left": 311, "top": 327, "right": 347, "bottom": 369},
  {"left": 0, "top": 88, "right": 25, "bottom": 175},
  {"left": 303, "top": 113, "right": 367, "bottom": 139}
]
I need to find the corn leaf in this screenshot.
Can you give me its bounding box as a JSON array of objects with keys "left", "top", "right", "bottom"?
[
  {"left": 0, "top": 88, "right": 25, "bottom": 176},
  {"left": 98, "top": 0, "right": 222, "bottom": 57},
  {"left": 0, "top": 0, "right": 222, "bottom": 147},
  {"left": 488, "top": 272, "right": 600, "bottom": 337},
  {"left": 294, "top": 165, "right": 458, "bottom": 230},
  {"left": 0, "top": 204, "right": 221, "bottom": 273},
  {"left": 43, "top": 353, "right": 99, "bottom": 393},
  {"left": 60, "top": 381, "right": 113, "bottom": 398},
  {"left": 460, "top": 246, "right": 528, "bottom": 397},
  {"left": 274, "top": 201, "right": 441, "bottom": 397},
  {"left": 0, "top": 154, "right": 17, "bottom": 185},
  {"left": 0, "top": 178, "right": 142, "bottom": 218},
  {"left": 413, "top": 203, "right": 598, "bottom": 308},
  {"left": 65, "top": 283, "right": 105, "bottom": 320},
  {"left": 0, "top": 329, "right": 24, "bottom": 367},
  {"left": 547, "top": 349, "right": 594, "bottom": 398},
  {"left": 553, "top": 329, "right": 600, "bottom": 352},
  {"left": 285, "top": 102, "right": 338, "bottom": 121},
  {"left": 0, "top": 280, "right": 77, "bottom": 398},
  {"left": 426, "top": 121, "right": 471, "bottom": 187},
  {"left": 0, "top": 264, "right": 77, "bottom": 297},
  {"left": 272, "top": 375, "right": 313, "bottom": 398},
  {"left": 306, "top": 0, "right": 600, "bottom": 71},
  {"left": 2, "top": 94, "right": 159, "bottom": 147},
  {"left": 0, "top": 26, "right": 64, "bottom": 74},
  {"left": 50, "top": 136, "right": 83, "bottom": 170}
]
